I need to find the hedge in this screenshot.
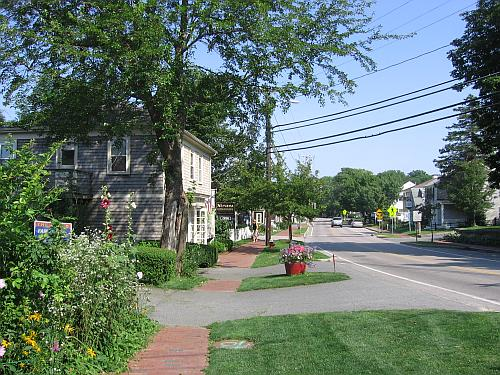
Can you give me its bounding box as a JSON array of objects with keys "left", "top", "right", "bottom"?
[
  {"left": 185, "top": 242, "right": 218, "bottom": 268},
  {"left": 135, "top": 245, "right": 176, "bottom": 286}
]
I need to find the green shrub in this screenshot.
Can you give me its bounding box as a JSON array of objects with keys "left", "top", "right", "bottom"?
[
  {"left": 185, "top": 242, "right": 218, "bottom": 268},
  {"left": 215, "top": 218, "right": 231, "bottom": 239},
  {"left": 135, "top": 245, "right": 176, "bottom": 286},
  {"left": 211, "top": 239, "right": 227, "bottom": 253}
]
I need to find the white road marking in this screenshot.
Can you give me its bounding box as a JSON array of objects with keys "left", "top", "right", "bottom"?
[
  {"left": 337, "top": 255, "right": 500, "bottom": 308},
  {"left": 398, "top": 244, "right": 500, "bottom": 264}
]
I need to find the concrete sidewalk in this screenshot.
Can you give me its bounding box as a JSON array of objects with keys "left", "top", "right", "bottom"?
[{"left": 122, "top": 241, "right": 265, "bottom": 374}]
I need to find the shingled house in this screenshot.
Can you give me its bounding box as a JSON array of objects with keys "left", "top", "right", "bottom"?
[{"left": 0, "top": 127, "right": 216, "bottom": 243}]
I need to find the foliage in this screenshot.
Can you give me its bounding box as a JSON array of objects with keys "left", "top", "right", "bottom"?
[
  {"left": 215, "top": 218, "right": 232, "bottom": 240},
  {"left": 440, "top": 159, "right": 493, "bottom": 226},
  {"left": 0, "top": 140, "right": 64, "bottom": 272},
  {"left": 0, "top": 147, "right": 158, "bottom": 373},
  {"left": 135, "top": 246, "right": 177, "bottom": 286},
  {"left": 434, "top": 102, "right": 483, "bottom": 180},
  {"left": 407, "top": 170, "right": 432, "bottom": 185},
  {"left": 164, "top": 276, "right": 208, "bottom": 290},
  {"left": 329, "top": 168, "right": 380, "bottom": 214},
  {"left": 448, "top": 0, "right": 500, "bottom": 187},
  {"left": 210, "top": 239, "right": 227, "bottom": 254},
  {"left": 376, "top": 170, "right": 407, "bottom": 209},
  {"left": 237, "top": 272, "right": 350, "bottom": 292},
  {"left": 184, "top": 243, "right": 218, "bottom": 270},
  {"left": 280, "top": 244, "right": 315, "bottom": 264},
  {"left": 0, "top": 1, "right": 391, "bottom": 259}
]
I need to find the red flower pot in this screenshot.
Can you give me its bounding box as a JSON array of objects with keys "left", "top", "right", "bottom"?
[{"left": 285, "top": 262, "right": 306, "bottom": 276}]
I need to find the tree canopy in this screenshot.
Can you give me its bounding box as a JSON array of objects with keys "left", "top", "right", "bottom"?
[
  {"left": 448, "top": 0, "right": 500, "bottom": 187},
  {"left": 407, "top": 170, "right": 432, "bottom": 185},
  {"left": 0, "top": 1, "right": 388, "bottom": 270}
]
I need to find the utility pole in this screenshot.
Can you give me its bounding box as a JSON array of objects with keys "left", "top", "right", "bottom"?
[{"left": 265, "top": 96, "right": 272, "bottom": 247}]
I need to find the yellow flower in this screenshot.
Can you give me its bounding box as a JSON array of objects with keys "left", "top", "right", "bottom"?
[
  {"left": 1, "top": 339, "right": 11, "bottom": 348},
  {"left": 28, "top": 330, "right": 36, "bottom": 339},
  {"left": 19, "top": 363, "right": 26, "bottom": 368},
  {"left": 28, "top": 312, "right": 42, "bottom": 322},
  {"left": 64, "top": 324, "right": 74, "bottom": 335},
  {"left": 86, "top": 347, "right": 96, "bottom": 358},
  {"left": 21, "top": 333, "right": 37, "bottom": 348},
  {"left": 22, "top": 350, "right": 29, "bottom": 356}
]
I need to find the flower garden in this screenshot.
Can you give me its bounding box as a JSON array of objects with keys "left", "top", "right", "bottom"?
[{"left": 0, "top": 143, "right": 158, "bottom": 373}]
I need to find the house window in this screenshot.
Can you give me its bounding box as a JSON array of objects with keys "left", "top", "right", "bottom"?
[
  {"left": 190, "top": 151, "right": 195, "bottom": 180},
  {"left": 195, "top": 208, "right": 206, "bottom": 243},
  {"left": 57, "top": 144, "right": 77, "bottom": 169},
  {"left": 0, "top": 140, "right": 15, "bottom": 162},
  {"left": 107, "top": 137, "right": 130, "bottom": 174},
  {"left": 198, "top": 155, "right": 202, "bottom": 182}
]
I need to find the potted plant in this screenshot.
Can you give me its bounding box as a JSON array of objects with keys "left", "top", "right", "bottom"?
[{"left": 280, "top": 244, "right": 314, "bottom": 276}]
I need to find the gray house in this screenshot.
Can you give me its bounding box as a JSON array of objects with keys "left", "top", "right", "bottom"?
[{"left": 0, "top": 127, "right": 216, "bottom": 243}]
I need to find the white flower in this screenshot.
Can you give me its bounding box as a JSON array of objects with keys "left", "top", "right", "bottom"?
[
  {"left": 0, "top": 279, "right": 6, "bottom": 289},
  {"left": 130, "top": 202, "right": 137, "bottom": 209},
  {"left": 136, "top": 272, "right": 143, "bottom": 280}
]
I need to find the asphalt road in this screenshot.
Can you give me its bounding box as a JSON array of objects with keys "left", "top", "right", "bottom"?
[{"left": 147, "top": 219, "right": 500, "bottom": 326}]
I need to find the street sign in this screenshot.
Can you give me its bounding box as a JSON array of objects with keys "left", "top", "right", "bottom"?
[
  {"left": 216, "top": 202, "right": 235, "bottom": 215},
  {"left": 387, "top": 206, "right": 397, "bottom": 218},
  {"left": 342, "top": 209, "right": 347, "bottom": 216},
  {"left": 376, "top": 209, "right": 383, "bottom": 220}
]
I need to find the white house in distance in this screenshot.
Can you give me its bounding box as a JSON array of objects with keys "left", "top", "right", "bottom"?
[
  {"left": 0, "top": 127, "right": 216, "bottom": 244},
  {"left": 394, "top": 181, "right": 416, "bottom": 222}
]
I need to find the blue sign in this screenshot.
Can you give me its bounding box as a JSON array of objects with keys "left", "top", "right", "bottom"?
[{"left": 34, "top": 220, "right": 72, "bottom": 239}]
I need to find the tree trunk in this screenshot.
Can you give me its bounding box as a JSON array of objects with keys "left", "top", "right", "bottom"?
[
  {"left": 157, "top": 135, "right": 189, "bottom": 275},
  {"left": 288, "top": 221, "right": 293, "bottom": 243}
]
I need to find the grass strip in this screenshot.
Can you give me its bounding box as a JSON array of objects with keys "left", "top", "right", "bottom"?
[
  {"left": 207, "top": 310, "right": 500, "bottom": 375},
  {"left": 238, "top": 271, "right": 349, "bottom": 292},
  {"left": 162, "top": 276, "right": 208, "bottom": 290}
]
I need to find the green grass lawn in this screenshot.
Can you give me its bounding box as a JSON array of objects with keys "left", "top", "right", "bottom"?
[
  {"left": 251, "top": 240, "right": 329, "bottom": 268},
  {"left": 237, "top": 272, "right": 349, "bottom": 292},
  {"left": 162, "top": 275, "right": 208, "bottom": 290},
  {"left": 206, "top": 310, "right": 500, "bottom": 375},
  {"left": 292, "top": 226, "right": 308, "bottom": 236}
]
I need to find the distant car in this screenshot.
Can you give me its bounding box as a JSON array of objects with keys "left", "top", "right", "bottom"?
[
  {"left": 351, "top": 220, "right": 363, "bottom": 228},
  {"left": 331, "top": 217, "right": 343, "bottom": 227}
]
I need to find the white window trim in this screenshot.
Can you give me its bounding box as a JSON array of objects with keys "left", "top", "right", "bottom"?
[
  {"left": 107, "top": 137, "right": 131, "bottom": 175},
  {"left": 56, "top": 144, "right": 78, "bottom": 169},
  {"left": 0, "top": 139, "right": 16, "bottom": 161},
  {"left": 190, "top": 151, "right": 195, "bottom": 180},
  {"left": 198, "top": 155, "right": 203, "bottom": 183}
]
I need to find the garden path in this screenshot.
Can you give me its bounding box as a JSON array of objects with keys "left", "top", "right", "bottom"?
[{"left": 122, "top": 240, "right": 265, "bottom": 374}]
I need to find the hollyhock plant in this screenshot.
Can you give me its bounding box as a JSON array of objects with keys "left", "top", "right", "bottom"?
[{"left": 280, "top": 244, "right": 314, "bottom": 264}]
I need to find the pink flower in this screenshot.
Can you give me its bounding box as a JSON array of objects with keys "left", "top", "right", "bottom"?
[
  {"left": 106, "top": 225, "right": 113, "bottom": 240},
  {"left": 0, "top": 279, "right": 6, "bottom": 289},
  {"left": 0, "top": 345, "right": 5, "bottom": 357},
  {"left": 100, "top": 199, "right": 110, "bottom": 209},
  {"left": 51, "top": 340, "right": 60, "bottom": 352}
]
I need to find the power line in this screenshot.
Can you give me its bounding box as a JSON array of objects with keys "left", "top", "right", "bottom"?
[
  {"left": 370, "top": 0, "right": 416, "bottom": 25},
  {"left": 272, "top": 103, "right": 492, "bottom": 154},
  {"left": 349, "top": 44, "right": 450, "bottom": 81},
  {"left": 274, "top": 93, "right": 495, "bottom": 149},
  {"left": 336, "top": 1, "right": 474, "bottom": 69},
  {"left": 273, "top": 72, "right": 499, "bottom": 129}
]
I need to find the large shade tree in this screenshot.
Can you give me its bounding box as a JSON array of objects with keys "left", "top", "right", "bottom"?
[
  {"left": 0, "top": 0, "right": 386, "bottom": 272},
  {"left": 448, "top": 0, "right": 500, "bottom": 187}
]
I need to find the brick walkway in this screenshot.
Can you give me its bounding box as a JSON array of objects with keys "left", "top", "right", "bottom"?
[
  {"left": 124, "top": 327, "right": 209, "bottom": 375},
  {"left": 124, "top": 241, "right": 264, "bottom": 374},
  {"left": 196, "top": 240, "right": 265, "bottom": 292}
]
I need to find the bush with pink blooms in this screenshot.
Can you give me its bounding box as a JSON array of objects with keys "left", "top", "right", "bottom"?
[{"left": 280, "top": 243, "right": 315, "bottom": 264}]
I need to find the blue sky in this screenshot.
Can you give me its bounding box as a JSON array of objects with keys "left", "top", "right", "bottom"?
[
  {"left": 272, "top": 0, "right": 475, "bottom": 177},
  {"left": 1, "top": 0, "right": 475, "bottom": 178}
]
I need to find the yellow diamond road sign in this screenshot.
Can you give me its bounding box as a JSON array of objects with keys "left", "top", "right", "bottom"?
[
  {"left": 342, "top": 209, "right": 347, "bottom": 216},
  {"left": 387, "top": 206, "right": 397, "bottom": 218}
]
